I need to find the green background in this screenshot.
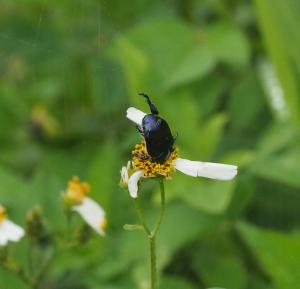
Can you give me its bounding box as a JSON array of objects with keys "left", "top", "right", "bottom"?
[{"left": 1, "top": 0, "right": 300, "bottom": 288}]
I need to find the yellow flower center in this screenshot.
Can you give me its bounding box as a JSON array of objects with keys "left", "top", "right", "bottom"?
[
  {"left": 0, "top": 205, "right": 7, "bottom": 223},
  {"left": 99, "top": 218, "right": 108, "bottom": 231},
  {"left": 66, "top": 176, "right": 90, "bottom": 205},
  {"left": 132, "top": 141, "right": 179, "bottom": 179}
]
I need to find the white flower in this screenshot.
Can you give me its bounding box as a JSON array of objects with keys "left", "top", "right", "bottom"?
[
  {"left": 120, "top": 161, "right": 131, "bottom": 188},
  {"left": 62, "top": 176, "right": 107, "bottom": 235},
  {"left": 73, "top": 197, "right": 106, "bottom": 236},
  {"left": 0, "top": 205, "right": 25, "bottom": 246},
  {"left": 125, "top": 107, "right": 238, "bottom": 198}
]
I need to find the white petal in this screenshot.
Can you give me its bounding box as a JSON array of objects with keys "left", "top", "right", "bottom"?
[
  {"left": 0, "top": 220, "right": 25, "bottom": 245},
  {"left": 174, "top": 158, "right": 237, "bottom": 180},
  {"left": 73, "top": 197, "right": 106, "bottom": 236},
  {"left": 0, "top": 234, "right": 8, "bottom": 246},
  {"left": 126, "top": 107, "right": 146, "bottom": 126},
  {"left": 120, "top": 165, "right": 129, "bottom": 183},
  {"left": 128, "top": 170, "right": 143, "bottom": 198}
]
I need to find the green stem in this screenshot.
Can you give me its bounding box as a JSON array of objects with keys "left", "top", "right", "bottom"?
[
  {"left": 132, "top": 179, "right": 166, "bottom": 289},
  {"left": 149, "top": 235, "right": 157, "bottom": 289},
  {"left": 152, "top": 180, "right": 165, "bottom": 235},
  {"left": 133, "top": 199, "right": 151, "bottom": 236},
  {"left": 149, "top": 179, "right": 166, "bottom": 289}
]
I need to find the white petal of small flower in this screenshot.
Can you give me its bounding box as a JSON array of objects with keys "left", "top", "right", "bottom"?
[
  {"left": 126, "top": 107, "right": 146, "bottom": 126},
  {"left": 128, "top": 170, "right": 143, "bottom": 198},
  {"left": 121, "top": 167, "right": 128, "bottom": 181},
  {"left": 174, "top": 158, "right": 237, "bottom": 180},
  {"left": 73, "top": 197, "right": 106, "bottom": 236},
  {"left": 0, "top": 235, "right": 7, "bottom": 246},
  {"left": 0, "top": 220, "right": 25, "bottom": 246}
]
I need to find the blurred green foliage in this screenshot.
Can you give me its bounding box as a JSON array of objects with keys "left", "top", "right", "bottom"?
[{"left": 1, "top": 0, "right": 300, "bottom": 288}]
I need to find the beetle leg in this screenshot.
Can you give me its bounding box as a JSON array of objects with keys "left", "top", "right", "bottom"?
[
  {"left": 139, "top": 93, "right": 159, "bottom": 115},
  {"left": 135, "top": 152, "right": 149, "bottom": 160},
  {"left": 136, "top": 125, "right": 144, "bottom": 136}
]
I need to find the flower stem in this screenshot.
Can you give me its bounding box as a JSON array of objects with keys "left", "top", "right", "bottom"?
[
  {"left": 152, "top": 180, "right": 165, "bottom": 235},
  {"left": 131, "top": 179, "right": 166, "bottom": 289},
  {"left": 149, "top": 179, "right": 166, "bottom": 289},
  {"left": 133, "top": 199, "right": 151, "bottom": 236},
  {"left": 149, "top": 235, "right": 156, "bottom": 289}
]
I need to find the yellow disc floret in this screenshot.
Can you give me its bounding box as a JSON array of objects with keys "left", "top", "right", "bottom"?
[
  {"left": 99, "top": 218, "right": 108, "bottom": 231},
  {"left": 132, "top": 141, "right": 179, "bottom": 179},
  {"left": 0, "top": 205, "right": 7, "bottom": 223},
  {"left": 65, "top": 176, "right": 90, "bottom": 205}
]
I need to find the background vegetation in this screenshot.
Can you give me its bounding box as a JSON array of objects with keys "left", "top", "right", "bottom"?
[{"left": 1, "top": 0, "right": 300, "bottom": 288}]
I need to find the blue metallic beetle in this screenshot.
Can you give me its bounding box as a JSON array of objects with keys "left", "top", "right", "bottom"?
[{"left": 138, "top": 93, "right": 176, "bottom": 164}]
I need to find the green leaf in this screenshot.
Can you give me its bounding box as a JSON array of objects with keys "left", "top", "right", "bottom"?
[
  {"left": 196, "top": 113, "right": 228, "bottom": 159},
  {"left": 111, "top": 36, "right": 150, "bottom": 104},
  {"left": 229, "top": 71, "right": 266, "bottom": 130},
  {"left": 157, "top": 202, "right": 219, "bottom": 269},
  {"left": 0, "top": 270, "right": 30, "bottom": 289},
  {"left": 237, "top": 222, "right": 300, "bottom": 289},
  {"left": 160, "top": 276, "right": 198, "bottom": 289},
  {"left": 166, "top": 173, "right": 237, "bottom": 214},
  {"left": 204, "top": 21, "right": 250, "bottom": 66},
  {"left": 251, "top": 148, "right": 300, "bottom": 188},
  {"left": 192, "top": 235, "right": 247, "bottom": 289},
  {"left": 164, "top": 45, "right": 216, "bottom": 90},
  {"left": 126, "top": 19, "right": 196, "bottom": 82},
  {"left": 87, "top": 141, "right": 121, "bottom": 211}
]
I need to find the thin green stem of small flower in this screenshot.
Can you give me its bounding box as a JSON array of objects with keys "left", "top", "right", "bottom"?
[
  {"left": 152, "top": 180, "right": 165, "bottom": 236},
  {"left": 133, "top": 199, "right": 151, "bottom": 236},
  {"left": 131, "top": 179, "right": 166, "bottom": 289},
  {"left": 27, "top": 242, "right": 35, "bottom": 277},
  {"left": 149, "top": 179, "right": 166, "bottom": 289},
  {"left": 66, "top": 210, "right": 73, "bottom": 240},
  {"left": 149, "top": 235, "right": 156, "bottom": 289}
]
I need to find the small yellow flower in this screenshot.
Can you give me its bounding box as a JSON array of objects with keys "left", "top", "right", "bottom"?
[
  {"left": 64, "top": 176, "right": 90, "bottom": 206},
  {"left": 62, "top": 177, "right": 106, "bottom": 236},
  {"left": 0, "top": 204, "right": 24, "bottom": 246}
]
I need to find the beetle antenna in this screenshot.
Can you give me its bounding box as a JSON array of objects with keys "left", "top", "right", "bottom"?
[{"left": 139, "top": 93, "right": 159, "bottom": 115}]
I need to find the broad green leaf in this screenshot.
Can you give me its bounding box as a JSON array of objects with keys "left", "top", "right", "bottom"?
[
  {"left": 166, "top": 173, "right": 237, "bottom": 214},
  {"left": 238, "top": 222, "right": 300, "bottom": 289},
  {"left": 195, "top": 113, "right": 227, "bottom": 159},
  {"left": 204, "top": 21, "right": 250, "bottom": 66},
  {"left": 112, "top": 36, "right": 151, "bottom": 105},
  {"left": 126, "top": 19, "right": 196, "bottom": 82},
  {"left": 0, "top": 166, "right": 29, "bottom": 222},
  {"left": 251, "top": 148, "right": 300, "bottom": 188},
  {"left": 0, "top": 270, "right": 30, "bottom": 289},
  {"left": 88, "top": 141, "right": 120, "bottom": 211},
  {"left": 229, "top": 71, "right": 266, "bottom": 130},
  {"left": 157, "top": 202, "right": 219, "bottom": 269},
  {"left": 246, "top": 277, "right": 275, "bottom": 289},
  {"left": 164, "top": 45, "right": 216, "bottom": 90},
  {"left": 192, "top": 235, "right": 247, "bottom": 289},
  {"left": 160, "top": 276, "right": 198, "bottom": 289},
  {"left": 193, "top": 76, "right": 226, "bottom": 117}
]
